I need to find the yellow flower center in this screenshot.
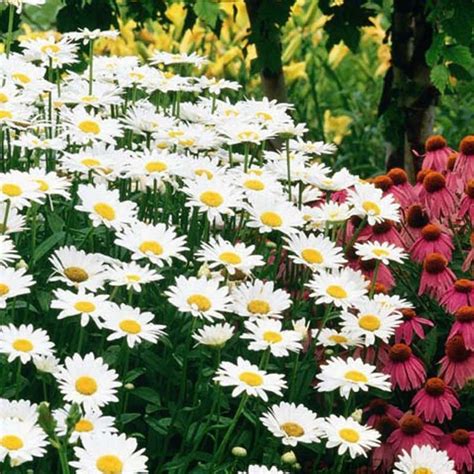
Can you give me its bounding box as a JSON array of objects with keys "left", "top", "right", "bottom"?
[
  {"left": 41, "top": 44, "right": 60, "bottom": 54},
  {"left": 329, "top": 334, "right": 348, "bottom": 344},
  {"left": 362, "top": 200, "right": 381, "bottom": 216},
  {"left": 219, "top": 251, "right": 242, "bottom": 265},
  {"left": 0, "top": 93, "right": 8, "bottom": 103},
  {"left": 75, "top": 376, "right": 98, "bottom": 395},
  {"left": 168, "top": 130, "right": 184, "bottom": 138},
  {"left": 179, "top": 138, "right": 195, "bottom": 147},
  {"left": 239, "top": 371, "right": 263, "bottom": 386},
  {"left": 74, "top": 301, "right": 96, "bottom": 313},
  {"left": 373, "top": 248, "right": 390, "bottom": 257},
  {"left": 12, "top": 339, "right": 33, "bottom": 352},
  {"left": 2, "top": 183, "right": 22, "bottom": 197},
  {"left": 339, "top": 428, "right": 360, "bottom": 443},
  {"left": 139, "top": 241, "right": 163, "bottom": 256},
  {"left": 256, "top": 111, "right": 273, "bottom": 121},
  {"left": 93, "top": 203, "right": 116, "bottom": 221},
  {"left": 301, "top": 248, "right": 323, "bottom": 264},
  {"left": 0, "top": 110, "right": 13, "bottom": 120},
  {"left": 35, "top": 179, "right": 49, "bottom": 192},
  {"left": 129, "top": 72, "right": 144, "bottom": 81},
  {"left": 326, "top": 285, "right": 347, "bottom": 299},
  {"left": 81, "top": 158, "right": 101, "bottom": 168},
  {"left": 119, "top": 319, "right": 142, "bottom": 334},
  {"left": 126, "top": 274, "right": 141, "bottom": 282},
  {"left": 247, "top": 299, "right": 270, "bottom": 315},
  {"left": 81, "top": 95, "right": 99, "bottom": 103},
  {"left": 96, "top": 454, "right": 123, "bottom": 474},
  {"left": 414, "top": 469, "right": 433, "bottom": 474},
  {"left": 75, "top": 419, "right": 94, "bottom": 433},
  {"left": 145, "top": 161, "right": 168, "bottom": 173},
  {"left": 0, "top": 435, "right": 24, "bottom": 451},
  {"left": 260, "top": 211, "right": 282, "bottom": 228},
  {"left": 0, "top": 283, "right": 10, "bottom": 296},
  {"left": 263, "top": 331, "right": 283, "bottom": 344},
  {"left": 243, "top": 179, "right": 265, "bottom": 191},
  {"left": 64, "top": 266, "right": 89, "bottom": 283},
  {"left": 194, "top": 169, "right": 213, "bottom": 180},
  {"left": 12, "top": 72, "right": 31, "bottom": 84},
  {"left": 358, "top": 314, "right": 381, "bottom": 331},
  {"left": 200, "top": 191, "right": 224, "bottom": 207},
  {"left": 78, "top": 120, "right": 101, "bottom": 135},
  {"left": 280, "top": 422, "right": 305, "bottom": 437},
  {"left": 344, "top": 370, "right": 368, "bottom": 383},
  {"left": 187, "top": 294, "right": 211, "bottom": 312},
  {"left": 237, "top": 130, "right": 259, "bottom": 141}
]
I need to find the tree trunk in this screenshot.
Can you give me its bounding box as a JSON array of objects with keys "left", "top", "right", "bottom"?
[{"left": 379, "top": 0, "right": 440, "bottom": 179}]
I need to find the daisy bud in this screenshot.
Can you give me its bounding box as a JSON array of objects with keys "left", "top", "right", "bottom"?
[
  {"left": 124, "top": 383, "right": 135, "bottom": 390},
  {"left": 37, "top": 401, "right": 57, "bottom": 437},
  {"left": 197, "top": 263, "right": 211, "bottom": 278},
  {"left": 281, "top": 450, "right": 297, "bottom": 465},
  {"left": 231, "top": 446, "right": 247, "bottom": 457},
  {"left": 293, "top": 463, "right": 302, "bottom": 471},
  {"left": 16, "top": 259, "right": 28, "bottom": 270},
  {"left": 325, "top": 348, "right": 334, "bottom": 356},
  {"left": 350, "top": 408, "right": 363, "bottom": 423}
]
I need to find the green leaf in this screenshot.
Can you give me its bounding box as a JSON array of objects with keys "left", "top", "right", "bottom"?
[
  {"left": 430, "top": 64, "right": 450, "bottom": 93},
  {"left": 425, "top": 35, "right": 444, "bottom": 67},
  {"left": 117, "top": 413, "right": 141, "bottom": 425},
  {"left": 145, "top": 416, "right": 171, "bottom": 435},
  {"left": 32, "top": 232, "right": 65, "bottom": 263},
  {"left": 132, "top": 387, "right": 161, "bottom": 406},
  {"left": 193, "top": 0, "right": 219, "bottom": 29},
  {"left": 444, "top": 45, "right": 474, "bottom": 67}
]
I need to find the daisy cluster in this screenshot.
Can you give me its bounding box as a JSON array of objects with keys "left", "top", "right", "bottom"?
[{"left": 0, "top": 13, "right": 472, "bottom": 474}]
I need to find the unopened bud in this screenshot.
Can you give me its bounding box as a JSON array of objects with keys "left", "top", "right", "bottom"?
[
  {"left": 350, "top": 408, "right": 363, "bottom": 423},
  {"left": 281, "top": 450, "right": 297, "bottom": 464},
  {"left": 16, "top": 259, "right": 28, "bottom": 270},
  {"left": 124, "top": 383, "right": 135, "bottom": 390},
  {"left": 231, "top": 446, "right": 247, "bottom": 457}
]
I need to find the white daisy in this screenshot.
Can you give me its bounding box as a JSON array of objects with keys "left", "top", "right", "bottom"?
[
  {"left": 238, "top": 466, "right": 285, "bottom": 474},
  {"left": 308, "top": 201, "right": 352, "bottom": 229},
  {"left": 192, "top": 323, "right": 234, "bottom": 348},
  {"left": 315, "top": 328, "right": 364, "bottom": 349},
  {"left": 214, "top": 357, "right": 287, "bottom": 401},
  {"left": 0, "top": 235, "right": 19, "bottom": 266},
  {"left": 241, "top": 319, "right": 302, "bottom": 357},
  {"left": 106, "top": 260, "right": 162, "bottom": 292},
  {"left": 33, "top": 354, "right": 60, "bottom": 374},
  {"left": 0, "top": 267, "right": 35, "bottom": 309},
  {"left": 316, "top": 356, "right": 391, "bottom": 398},
  {"left": 372, "top": 294, "right": 414, "bottom": 312},
  {"left": 393, "top": 444, "right": 456, "bottom": 474},
  {"left": 0, "top": 170, "right": 43, "bottom": 210},
  {"left": 0, "top": 203, "right": 26, "bottom": 234},
  {"left": 56, "top": 353, "right": 121, "bottom": 411},
  {"left": 27, "top": 167, "right": 71, "bottom": 200},
  {"left": 260, "top": 401, "right": 323, "bottom": 446},
  {"left": 354, "top": 241, "right": 407, "bottom": 265},
  {"left": 0, "top": 399, "right": 38, "bottom": 423}
]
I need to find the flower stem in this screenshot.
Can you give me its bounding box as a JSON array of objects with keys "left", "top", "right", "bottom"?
[{"left": 5, "top": 5, "right": 15, "bottom": 59}]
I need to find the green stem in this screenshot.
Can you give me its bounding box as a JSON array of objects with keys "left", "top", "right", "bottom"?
[
  {"left": 1, "top": 199, "right": 11, "bottom": 234},
  {"left": 88, "top": 39, "right": 95, "bottom": 95},
  {"left": 369, "top": 260, "right": 381, "bottom": 297},
  {"left": 286, "top": 138, "right": 292, "bottom": 200},
  {"left": 5, "top": 5, "right": 15, "bottom": 59}
]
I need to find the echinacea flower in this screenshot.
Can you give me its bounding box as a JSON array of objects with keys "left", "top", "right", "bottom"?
[
  {"left": 439, "top": 429, "right": 474, "bottom": 474},
  {"left": 387, "top": 168, "right": 418, "bottom": 207},
  {"left": 419, "top": 171, "right": 456, "bottom": 219},
  {"left": 418, "top": 252, "right": 456, "bottom": 299},
  {"left": 458, "top": 179, "right": 474, "bottom": 221},
  {"left": 411, "top": 377, "right": 460, "bottom": 423},
  {"left": 370, "top": 415, "right": 400, "bottom": 472},
  {"left": 402, "top": 204, "right": 430, "bottom": 245},
  {"left": 448, "top": 306, "right": 474, "bottom": 349},
  {"left": 421, "top": 135, "right": 453, "bottom": 171},
  {"left": 388, "top": 414, "right": 443, "bottom": 457},
  {"left": 439, "top": 335, "right": 474, "bottom": 388},
  {"left": 393, "top": 444, "right": 455, "bottom": 474},
  {"left": 359, "top": 220, "right": 405, "bottom": 248},
  {"left": 363, "top": 398, "right": 403, "bottom": 428},
  {"left": 453, "top": 135, "right": 474, "bottom": 185},
  {"left": 394, "top": 309, "right": 434, "bottom": 344},
  {"left": 382, "top": 343, "right": 426, "bottom": 391},
  {"left": 410, "top": 223, "right": 454, "bottom": 263},
  {"left": 440, "top": 279, "right": 474, "bottom": 313}
]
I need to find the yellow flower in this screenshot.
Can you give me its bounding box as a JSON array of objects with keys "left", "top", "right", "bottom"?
[
  {"left": 375, "top": 43, "right": 391, "bottom": 76},
  {"left": 324, "top": 110, "right": 352, "bottom": 145},
  {"left": 283, "top": 62, "right": 307, "bottom": 85},
  {"left": 362, "top": 15, "right": 386, "bottom": 44},
  {"left": 166, "top": 2, "right": 187, "bottom": 37},
  {"left": 328, "top": 42, "right": 350, "bottom": 68}
]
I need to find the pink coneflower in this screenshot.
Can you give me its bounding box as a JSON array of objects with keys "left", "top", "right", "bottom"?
[
  {"left": 331, "top": 188, "right": 349, "bottom": 203},
  {"left": 419, "top": 171, "right": 456, "bottom": 220},
  {"left": 458, "top": 179, "right": 474, "bottom": 222},
  {"left": 364, "top": 398, "right": 403, "bottom": 428},
  {"left": 448, "top": 306, "right": 474, "bottom": 350},
  {"left": 359, "top": 220, "right": 405, "bottom": 247},
  {"left": 446, "top": 152, "right": 463, "bottom": 194},
  {"left": 421, "top": 135, "right": 453, "bottom": 171},
  {"left": 372, "top": 175, "right": 394, "bottom": 196},
  {"left": 387, "top": 413, "right": 443, "bottom": 456},
  {"left": 419, "top": 252, "right": 456, "bottom": 299},
  {"left": 413, "top": 169, "right": 431, "bottom": 197},
  {"left": 410, "top": 223, "right": 454, "bottom": 263},
  {"left": 454, "top": 135, "right": 474, "bottom": 185},
  {"left": 371, "top": 415, "right": 399, "bottom": 473},
  {"left": 411, "top": 377, "right": 460, "bottom": 423},
  {"left": 395, "top": 308, "right": 434, "bottom": 344},
  {"left": 401, "top": 204, "right": 430, "bottom": 245},
  {"left": 382, "top": 343, "right": 426, "bottom": 391},
  {"left": 462, "top": 231, "right": 474, "bottom": 273},
  {"left": 359, "top": 258, "right": 395, "bottom": 290},
  {"left": 440, "top": 429, "right": 474, "bottom": 474},
  {"left": 440, "top": 280, "right": 474, "bottom": 313},
  {"left": 387, "top": 168, "right": 418, "bottom": 208},
  {"left": 439, "top": 335, "right": 474, "bottom": 388}
]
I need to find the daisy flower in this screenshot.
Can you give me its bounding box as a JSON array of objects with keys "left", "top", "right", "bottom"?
[
  {"left": 0, "top": 418, "right": 48, "bottom": 467},
  {"left": 51, "top": 288, "right": 110, "bottom": 328},
  {"left": 196, "top": 236, "right": 264, "bottom": 276},
  {"left": 245, "top": 195, "right": 304, "bottom": 235},
  {"left": 33, "top": 354, "right": 60, "bottom": 375},
  {"left": 20, "top": 34, "right": 78, "bottom": 68},
  {"left": 393, "top": 444, "right": 455, "bottom": 474},
  {"left": 125, "top": 150, "right": 182, "bottom": 186},
  {"left": 321, "top": 415, "right": 381, "bottom": 458},
  {"left": 56, "top": 353, "right": 121, "bottom": 411},
  {"left": 316, "top": 356, "right": 391, "bottom": 398},
  {"left": 115, "top": 221, "right": 188, "bottom": 267},
  {"left": 307, "top": 267, "right": 368, "bottom": 309},
  {"left": 0, "top": 399, "right": 38, "bottom": 423},
  {"left": 238, "top": 466, "right": 285, "bottom": 474},
  {"left": 27, "top": 167, "right": 71, "bottom": 200},
  {"left": 70, "top": 433, "right": 148, "bottom": 474},
  {"left": 354, "top": 241, "right": 407, "bottom": 265},
  {"left": 0, "top": 235, "right": 19, "bottom": 266},
  {"left": 0, "top": 203, "right": 26, "bottom": 234},
  {"left": 260, "top": 402, "right": 323, "bottom": 446},
  {"left": 76, "top": 183, "right": 137, "bottom": 231},
  {"left": 102, "top": 303, "right": 166, "bottom": 348},
  {"left": 315, "top": 327, "right": 364, "bottom": 349},
  {"left": 192, "top": 322, "right": 234, "bottom": 348},
  {"left": 106, "top": 260, "right": 162, "bottom": 292},
  {"left": 0, "top": 170, "right": 43, "bottom": 210},
  {"left": 0, "top": 324, "right": 54, "bottom": 364},
  {"left": 308, "top": 201, "right": 352, "bottom": 229},
  {"left": 0, "top": 267, "right": 35, "bottom": 309},
  {"left": 232, "top": 280, "right": 292, "bottom": 319},
  {"left": 241, "top": 319, "right": 302, "bottom": 357},
  {"left": 339, "top": 299, "right": 403, "bottom": 345},
  {"left": 214, "top": 357, "right": 287, "bottom": 401},
  {"left": 49, "top": 246, "right": 108, "bottom": 292},
  {"left": 166, "top": 275, "right": 232, "bottom": 321},
  {"left": 284, "top": 232, "right": 346, "bottom": 272}
]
